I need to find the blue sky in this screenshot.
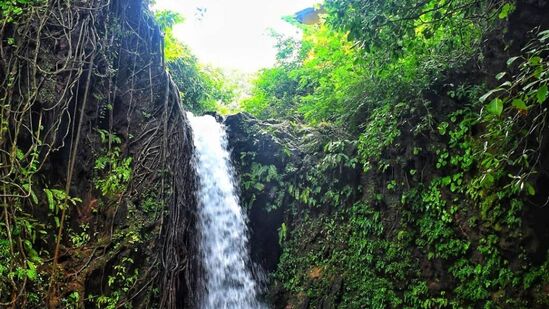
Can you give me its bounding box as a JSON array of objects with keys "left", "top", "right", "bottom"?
[{"left": 154, "top": 0, "right": 321, "bottom": 72}]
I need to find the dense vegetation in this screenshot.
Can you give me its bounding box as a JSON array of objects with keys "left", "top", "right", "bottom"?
[
  {"left": 232, "top": 0, "right": 549, "bottom": 307},
  {"left": 1, "top": 0, "right": 548, "bottom": 308},
  {"left": 1, "top": 0, "right": 199, "bottom": 307},
  {"left": 154, "top": 10, "right": 237, "bottom": 115}
]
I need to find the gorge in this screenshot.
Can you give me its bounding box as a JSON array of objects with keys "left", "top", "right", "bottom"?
[{"left": 1, "top": 0, "right": 549, "bottom": 308}]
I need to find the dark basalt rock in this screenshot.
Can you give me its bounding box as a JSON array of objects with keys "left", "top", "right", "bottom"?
[{"left": 225, "top": 113, "right": 287, "bottom": 273}]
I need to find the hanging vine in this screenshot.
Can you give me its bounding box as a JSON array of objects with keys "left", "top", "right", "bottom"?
[{"left": 0, "top": 0, "right": 199, "bottom": 307}]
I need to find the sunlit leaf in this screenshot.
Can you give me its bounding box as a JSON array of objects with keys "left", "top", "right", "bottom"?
[
  {"left": 487, "top": 98, "right": 503, "bottom": 116},
  {"left": 537, "top": 84, "right": 548, "bottom": 104},
  {"left": 511, "top": 98, "right": 527, "bottom": 110},
  {"left": 506, "top": 56, "right": 520, "bottom": 66},
  {"left": 498, "top": 3, "right": 514, "bottom": 19},
  {"left": 44, "top": 189, "right": 54, "bottom": 211},
  {"left": 529, "top": 56, "right": 542, "bottom": 65}
]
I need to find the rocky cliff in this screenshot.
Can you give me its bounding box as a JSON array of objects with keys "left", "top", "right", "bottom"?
[
  {"left": 225, "top": 2, "right": 549, "bottom": 307},
  {"left": 0, "top": 0, "right": 198, "bottom": 307}
]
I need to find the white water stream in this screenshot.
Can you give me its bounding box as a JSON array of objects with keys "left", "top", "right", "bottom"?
[{"left": 187, "top": 113, "right": 264, "bottom": 309}]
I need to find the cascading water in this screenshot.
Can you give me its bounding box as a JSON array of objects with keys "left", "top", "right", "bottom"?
[{"left": 187, "top": 113, "right": 265, "bottom": 309}]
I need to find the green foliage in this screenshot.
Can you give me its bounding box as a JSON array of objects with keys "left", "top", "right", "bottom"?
[
  {"left": 140, "top": 195, "right": 162, "bottom": 214},
  {"left": 0, "top": 143, "right": 45, "bottom": 288},
  {"left": 94, "top": 129, "right": 132, "bottom": 197},
  {"left": 357, "top": 104, "right": 401, "bottom": 172},
  {"left": 260, "top": 7, "right": 549, "bottom": 305},
  {"left": 498, "top": 3, "right": 516, "bottom": 20},
  {"left": 289, "top": 137, "right": 358, "bottom": 209},
  {"left": 236, "top": 122, "right": 359, "bottom": 214},
  {"left": 481, "top": 30, "right": 549, "bottom": 114},
  {"left": 243, "top": 0, "right": 485, "bottom": 127},
  {"left": 278, "top": 222, "right": 287, "bottom": 246},
  {"left": 69, "top": 223, "right": 90, "bottom": 248},
  {"left": 475, "top": 30, "right": 549, "bottom": 199},
  {"left": 62, "top": 291, "right": 81, "bottom": 309},
  {"left": 0, "top": 0, "right": 44, "bottom": 22},
  {"left": 295, "top": 26, "right": 366, "bottom": 122},
  {"left": 154, "top": 10, "right": 185, "bottom": 61},
  {"left": 0, "top": 234, "right": 42, "bottom": 282},
  {"left": 154, "top": 10, "right": 184, "bottom": 31},
  {"left": 92, "top": 256, "right": 139, "bottom": 309},
  {"left": 325, "top": 0, "right": 494, "bottom": 53},
  {"left": 276, "top": 203, "right": 418, "bottom": 308},
  {"left": 167, "top": 57, "right": 237, "bottom": 114},
  {"left": 44, "top": 188, "right": 82, "bottom": 227},
  {"left": 239, "top": 159, "right": 285, "bottom": 211},
  {"left": 243, "top": 24, "right": 365, "bottom": 123},
  {"left": 241, "top": 66, "right": 300, "bottom": 119},
  {"left": 0, "top": 141, "right": 72, "bottom": 302},
  {"left": 154, "top": 10, "right": 236, "bottom": 114}
]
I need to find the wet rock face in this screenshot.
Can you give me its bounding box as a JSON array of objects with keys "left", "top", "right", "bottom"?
[
  {"left": 224, "top": 113, "right": 286, "bottom": 273},
  {"left": 225, "top": 113, "right": 288, "bottom": 169}
]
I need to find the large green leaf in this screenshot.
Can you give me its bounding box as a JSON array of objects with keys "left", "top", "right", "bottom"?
[
  {"left": 487, "top": 98, "right": 503, "bottom": 116},
  {"left": 498, "top": 3, "right": 514, "bottom": 19},
  {"left": 511, "top": 98, "right": 527, "bottom": 110}
]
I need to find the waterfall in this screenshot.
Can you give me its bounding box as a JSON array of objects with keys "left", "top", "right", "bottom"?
[{"left": 187, "top": 113, "right": 265, "bottom": 309}]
